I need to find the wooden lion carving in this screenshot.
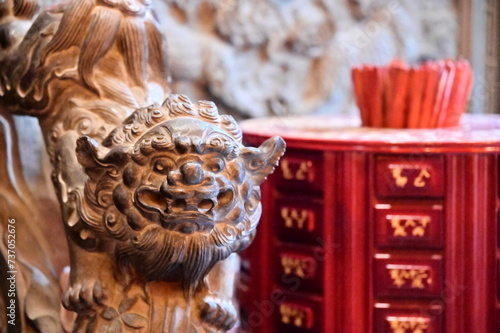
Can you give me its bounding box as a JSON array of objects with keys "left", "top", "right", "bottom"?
[
  {"left": 70, "top": 95, "right": 284, "bottom": 331},
  {"left": 0, "top": 0, "right": 285, "bottom": 332}
]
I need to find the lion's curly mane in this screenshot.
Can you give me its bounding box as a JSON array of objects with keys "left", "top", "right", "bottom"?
[{"left": 74, "top": 95, "right": 263, "bottom": 291}]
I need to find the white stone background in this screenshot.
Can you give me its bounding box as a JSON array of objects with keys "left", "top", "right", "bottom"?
[{"left": 153, "top": 0, "right": 457, "bottom": 119}]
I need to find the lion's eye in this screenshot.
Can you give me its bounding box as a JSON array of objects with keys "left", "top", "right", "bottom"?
[
  {"left": 153, "top": 159, "right": 174, "bottom": 174},
  {"left": 210, "top": 158, "right": 224, "bottom": 173},
  {"left": 155, "top": 162, "right": 165, "bottom": 171}
]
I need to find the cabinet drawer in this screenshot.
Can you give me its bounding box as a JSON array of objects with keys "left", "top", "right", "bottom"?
[
  {"left": 374, "top": 304, "right": 443, "bottom": 333},
  {"left": 275, "top": 150, "right": 324, "bottom": 192},
  {"left": 275, "top": 198, "right": 324, "bottom": 244},
  {"left": 374, "top": 204, "right": 444, "bottom": 249},
  {"left": 275, "top": 245, "right": 324, "bottom": 294},
  {"left": 375, "top": 155, "right": 444, "bottom": 198},
  {"left": 275, "top": 291, "right": 322, "bottom": 333},
  {"left": 374, "top": 255, "right": 443, "bottom": 298}
]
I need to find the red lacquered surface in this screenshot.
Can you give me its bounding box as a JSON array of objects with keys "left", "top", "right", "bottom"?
[
  {"left": 239, "top": 114, "right": 500, "bottom": 333},
  {"left": 274, "top": 150, "right": 324, "bottom": 193},
  {"left": 275, "top": 197, "right": 324, "bottom": 244},
  {"left": 275, "top": 245, "right": 324, "bottom": 294},
  {"left": 374, "top": 155, "right": 445, "bottom": 198},
  {"left": 373, "top": 305, "right": 444, "bottom": 333},
  {"left": 275, "top": 291, "right": 323, "bottom": 332},
  {"left": 374, "top": 255, "right": 443, "bottom": 298},
  {"left": 374, "top": 204, "right": 444, "bottom": 249}
]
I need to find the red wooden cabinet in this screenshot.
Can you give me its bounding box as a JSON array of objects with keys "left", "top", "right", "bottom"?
[{"left": 239, "top": 115, "right": 500, "bottom": 333}]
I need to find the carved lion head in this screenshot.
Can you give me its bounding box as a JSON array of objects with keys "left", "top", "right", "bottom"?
[{"left": 75, "top": 95, "right": 285, "bottom": 289}]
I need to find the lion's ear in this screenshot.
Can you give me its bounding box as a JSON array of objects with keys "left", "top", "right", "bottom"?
[
  {"left": 240, "top": 136, "right": 286, "bottom": 185},
  {"left": 76, "top": 136, "right": 108, "bottom": 171},
  {"left": 76, "top": 136, "right": 130, "bottom": 174}
]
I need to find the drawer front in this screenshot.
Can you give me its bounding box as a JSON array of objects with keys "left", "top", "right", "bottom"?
[
  {"left": 374, "top": 305, "right": 443, "bottom": 333},
  {"left": 374, "top": 255, "right": 443, "bottom": 298},
  {"left": 375, "top": 155, "right": 444, "bottom": 198},
  {"left": 275, "top": 291, "right": 322, "bottom": 333},
  {"left": 374, "top": 205, "right": 444, "bottom": 249},
  {"left": 276, "top": 198, "right": 324, "bottom": 244},
  {"left": 275, "top": 150, "right": 323, "bottom": 192},
  {"left": 276, "top": 245, "right": 324, "bottom": 294}
]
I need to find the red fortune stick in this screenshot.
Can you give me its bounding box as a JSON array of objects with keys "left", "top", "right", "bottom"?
[
  {"left": 352, "top": 66, "right": 369, "bottom": 126},
  {"left": 430, "top": 60, "right": 450, "bottom": 127},
  {"left": 436, "top": 59, "right": 456, "bottom": 127},
  {"left": 419, "top": 62, "right": 441, "bottom": 128},
  {"left": 407, "top": 67, "right": 425, "bottom": 128},
  {"left": 386, "top": 61, "right": 409, "bottom": 128}
]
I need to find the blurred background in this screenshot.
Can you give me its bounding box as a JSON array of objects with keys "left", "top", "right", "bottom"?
[{"left": 154, "top": 0, "right": 499, "bottom": 118}]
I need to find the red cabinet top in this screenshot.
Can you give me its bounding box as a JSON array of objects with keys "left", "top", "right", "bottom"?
[{"left": 240, "top": 114, "right": 500, "bottom": 153}]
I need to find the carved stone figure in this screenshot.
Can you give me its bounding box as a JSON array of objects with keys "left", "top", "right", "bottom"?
[{"left": 0, "top": 0, "right": 285, "bottom": 332}]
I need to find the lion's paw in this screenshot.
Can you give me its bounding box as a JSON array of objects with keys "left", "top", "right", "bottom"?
[
  {"left": 199, "top": 296, "right": 237, "bottom": 331},
  {"left": 62, "top": 280, "right": 107, "bottom": 311}
]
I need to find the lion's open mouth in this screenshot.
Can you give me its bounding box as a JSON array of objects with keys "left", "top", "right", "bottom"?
[{"left": 135, "top": 186, "right": 236, "bottom": 234}]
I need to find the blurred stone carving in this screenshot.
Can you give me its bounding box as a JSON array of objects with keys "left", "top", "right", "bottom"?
[
  {"left": 0, "top": 0, "right": 284, "bottom": 331},
  {"left": 154, "top": 0, "right": 457, "bottom": 117}
]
